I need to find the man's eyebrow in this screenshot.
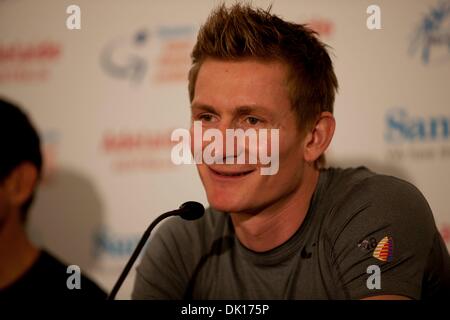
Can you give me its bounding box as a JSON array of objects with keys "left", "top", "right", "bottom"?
[
  {"left": 191, "top": 103, "right": 274, "bottom": 116},
  {"left": 235, "top": 105, "right": 271, "bottom": 115},
  {"left": 190, "top": 104, "right": 217, "bottom": 114}
]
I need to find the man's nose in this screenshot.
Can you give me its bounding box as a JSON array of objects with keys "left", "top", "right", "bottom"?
[{"left": 214, "top": 120, "right": 244, "bottom": 163}]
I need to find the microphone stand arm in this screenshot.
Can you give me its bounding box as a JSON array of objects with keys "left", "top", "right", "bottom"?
[{"left": 107, "top": 210, "right": 178, "bottom": 300}]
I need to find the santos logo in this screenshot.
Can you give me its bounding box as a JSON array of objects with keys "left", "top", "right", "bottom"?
[
  {"left": 93, "top": 228, "right": 140, "bottom": 258},
  {"left": 385, "top": 108, "right": 449, "bottom": 143}
]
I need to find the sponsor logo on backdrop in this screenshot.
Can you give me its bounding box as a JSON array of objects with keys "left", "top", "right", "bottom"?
[
  {"left": 385, "top": 107, "right": 450, "bottom": 161},
  {"left": 0, "top": 41, "right": 62, "bottom": 83},
  {"left": 93, "top": 227, "right": 140, "bottom": 258},
  {"left": 100, "top": 29, "right": 150, "bottom": 84},
  {"left": 42, "top": 130, "right": 61, "bottom": 183},
  {"left": 100, "top": 25, "right": 196, "bottom": 85},
  {"left": 101, "top": 129, "right": 177, "bottom": 172},
  {"left": 409, "top": 0, "right": 450, "bottom": 65},
  {"left": 154, "top": 25, "right": 196, "bottom": 83},
  {"left": 305, "top": 17, "right": 335, "bottom": 39}
]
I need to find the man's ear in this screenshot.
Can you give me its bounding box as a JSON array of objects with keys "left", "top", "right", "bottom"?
[
  {"left": 303, "top": 112, "right": 336, "bottom": 163},
  {"left": 4, "top": 162, "right": 38, "bottom": 208}
]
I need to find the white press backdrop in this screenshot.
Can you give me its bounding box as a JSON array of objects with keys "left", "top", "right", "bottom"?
[{"left": 1, "top": 0, "right": 449, "bottom": 299}]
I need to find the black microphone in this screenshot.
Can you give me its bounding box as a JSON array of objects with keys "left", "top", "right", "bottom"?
[{"left": 107, "top": 201, "right": 205, "bottom": 300}]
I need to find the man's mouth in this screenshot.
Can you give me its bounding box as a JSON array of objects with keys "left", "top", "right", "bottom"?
[{"left": 208, "top": 167, "right": 255, "bottom": 178}]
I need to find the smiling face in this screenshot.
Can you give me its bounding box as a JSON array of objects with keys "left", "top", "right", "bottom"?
[{"left": 190, "top": 58, "right": 309, "bottom": 214}]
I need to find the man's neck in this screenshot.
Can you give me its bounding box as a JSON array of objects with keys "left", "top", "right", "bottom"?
[
  {"left": 230, "top": 166, "right": 320, "bottom": 252},
  {"left": 0, "top": 212, "right": 40, "bottom": 289}
]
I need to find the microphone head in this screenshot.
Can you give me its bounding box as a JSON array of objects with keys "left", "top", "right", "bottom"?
[{"left": 178, "top": 201, "right": 205, "bottom": 220}]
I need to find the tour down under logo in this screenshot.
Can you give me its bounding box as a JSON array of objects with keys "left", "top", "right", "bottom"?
[{"left": 373, "top": 236, "right": 394, "bottom": 262}]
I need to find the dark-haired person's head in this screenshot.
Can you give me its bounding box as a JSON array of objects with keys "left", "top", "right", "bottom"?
[{"left": 0, "top": 97, "right": 42, "bottom": 225}]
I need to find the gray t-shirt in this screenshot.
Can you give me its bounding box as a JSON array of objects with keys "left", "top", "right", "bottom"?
[{"left": 132, "top": 167, "right": 450, "bottom": 299}]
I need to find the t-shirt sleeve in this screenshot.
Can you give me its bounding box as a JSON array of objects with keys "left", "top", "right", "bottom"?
[
  {"left": 325, "top": 175, "right": 439, "bottom": 300},
  {"left": 132, "top": 216, "right": 195, "bottom": 300}
]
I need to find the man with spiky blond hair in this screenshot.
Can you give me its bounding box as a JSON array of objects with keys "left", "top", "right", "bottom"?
[{"left": 133, "top": 4, "right": 450, "bottom": 300}]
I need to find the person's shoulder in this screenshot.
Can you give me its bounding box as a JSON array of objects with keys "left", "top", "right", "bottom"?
[
  {"left": 322, "top": 167, "right": 436, "bottom": 238},
  {"left": 324, "top": 166, "right": 430, "bottom": 210},
  {"left": 318, "top": 168, "right": 445, "bottom": 300},
  {"left": 35, "top": 250, "right": 69, "bottom": 274},
  {"left": 19, "top": 250, "right": 107, "bottom": 299},
  {"left": 319, "top": 166, "right": 375, "bottom": 204},
  {"left": 325, "top": 166, "right": 375, "bottom": 182},
  {"left": 348, "top": 168, "right": 430, "bottom": 209}
]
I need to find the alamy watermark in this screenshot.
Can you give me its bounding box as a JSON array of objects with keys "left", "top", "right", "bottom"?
[
  {"left": 366, "top": 265, "right": 381, "bottom": 290},
  {"left": 66, "top": 265, "right": 81, "bottom": 289},
  {"left": 171, "top": 121, "right": 280, "bottom": 175}
]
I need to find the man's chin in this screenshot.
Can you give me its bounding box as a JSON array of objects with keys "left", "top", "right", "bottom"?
[
  {"left": 208, "top": 198, "right": 246, "bottom": 213},
  {"left": 209, "top": 203, "right": 236, "bottom": 213},
  {"left": 204, "top": 186, "right": 254, "bottom": 213}
]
